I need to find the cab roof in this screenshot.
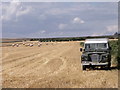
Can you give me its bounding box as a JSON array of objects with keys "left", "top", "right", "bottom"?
[{"left": 85, "top": 38, "right": 108, "bottom": 44}]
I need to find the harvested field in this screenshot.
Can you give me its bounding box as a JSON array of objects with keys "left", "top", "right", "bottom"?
[{"left": 2, "top": 41, "right": 118, "bottom": 88}]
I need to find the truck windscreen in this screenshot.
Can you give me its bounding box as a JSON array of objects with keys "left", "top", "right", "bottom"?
[{"left": 85, "top": 43, "right": 107, "bottom": 50}]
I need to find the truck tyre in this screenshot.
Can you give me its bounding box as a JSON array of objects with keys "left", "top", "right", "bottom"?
[
  {"left": 107, "top": 62, "right": 111, "bottom": 70},
  {"left": 82, "top": 65, "right": 86, "bottom": 70},
  {"left": 105, "top": 62, "right": 111, "bottom": 70}
]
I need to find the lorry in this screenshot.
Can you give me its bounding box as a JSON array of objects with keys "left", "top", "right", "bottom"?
[{"left": 80, "top": 38, "right": 111, "bottom": 70}]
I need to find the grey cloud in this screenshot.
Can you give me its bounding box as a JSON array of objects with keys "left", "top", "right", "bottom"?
[{"left": 2, "top": 2, "right": 118, "bottom": 38}]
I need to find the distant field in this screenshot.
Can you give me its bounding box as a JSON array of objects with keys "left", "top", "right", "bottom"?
[{"left": 2, "top": 38, "right": 23, "bottom": 42}]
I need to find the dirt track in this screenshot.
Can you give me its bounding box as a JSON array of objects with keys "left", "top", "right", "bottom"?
[{"left": 2, "top": 41, "right": 118, "bottom": 88}]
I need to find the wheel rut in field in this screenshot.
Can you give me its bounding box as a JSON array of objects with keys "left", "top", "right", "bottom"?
[{"left": 3, "top": 44, "right": 71, "bottom": 76}]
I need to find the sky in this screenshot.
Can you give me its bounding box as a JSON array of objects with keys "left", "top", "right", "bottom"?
[{"left": 1, "top": 1, "right": 118, "bottom": 38}]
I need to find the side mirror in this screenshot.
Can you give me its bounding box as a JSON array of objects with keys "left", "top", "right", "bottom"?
[
  {"left": 109, "top": 47, "right": 112, "bottom": 50},
  {"left": 80, "top": 48, "right": 83, "bottom": 52}
]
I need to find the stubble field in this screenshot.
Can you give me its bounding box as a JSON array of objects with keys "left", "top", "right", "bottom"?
[{"left": 2, "top": 41, "right": 118, "bottom": 88}]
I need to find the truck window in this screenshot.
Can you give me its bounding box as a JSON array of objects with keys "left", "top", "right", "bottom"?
[{"left": 85, "top": 43, "right": 107, "bottom": 49}]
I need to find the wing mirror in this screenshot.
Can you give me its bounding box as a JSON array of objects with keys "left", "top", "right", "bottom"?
[
  {"left": 109, "top": 47, "right": 112, "bottom": 50},
  {"left": 80, "top": 48, "right": 83, "bottom": 52}
]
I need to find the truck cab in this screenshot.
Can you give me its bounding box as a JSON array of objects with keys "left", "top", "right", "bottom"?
[{"left": 80, "top": 38, "right": 111, "bottom": 70}]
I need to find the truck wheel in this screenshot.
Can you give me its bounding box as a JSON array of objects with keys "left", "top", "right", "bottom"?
[
  {"left": 107, "top": 62, "right": 111, "bottom": 70},
  {"left": 82, "top": 65, "right": 86, "bottom": 70},
  {"left": 105, "top": 63, "right": 111, "bottom": 70}
]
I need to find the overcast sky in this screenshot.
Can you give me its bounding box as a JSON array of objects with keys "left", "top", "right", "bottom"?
[{"left": 1, "top": 1, "right": 118, "bottom": 38}]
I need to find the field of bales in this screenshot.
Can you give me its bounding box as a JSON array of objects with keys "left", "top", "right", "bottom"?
[{"left": 1, "top": 40, "right": 118, "bottom": 88}]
